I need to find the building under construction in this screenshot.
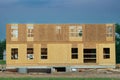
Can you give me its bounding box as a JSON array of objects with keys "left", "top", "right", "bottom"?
[{"left": 6, "top": 24, "right": 116, "bottom": 72}]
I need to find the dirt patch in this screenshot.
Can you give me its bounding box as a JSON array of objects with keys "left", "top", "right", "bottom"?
[{"left": 0, "top": 68, "right": 120, "bottom": 78}]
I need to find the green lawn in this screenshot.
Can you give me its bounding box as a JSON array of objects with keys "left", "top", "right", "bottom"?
[
  {"left": 0, "top": 78, "right": 119, "bottom": 80},
  {"left": 0, "top": 60, "right": 6, "bottom": 64}
]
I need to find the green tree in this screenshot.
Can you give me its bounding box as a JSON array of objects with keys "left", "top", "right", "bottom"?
[
  {"left": 0, "top": 39, "right": 6, "bottom": 60},
  {"left": 115, "top": 24, "right": 120, "bottom": 63}
]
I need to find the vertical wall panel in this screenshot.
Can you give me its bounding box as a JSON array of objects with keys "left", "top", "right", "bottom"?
[
  {"left": 6, "top": 24, "right": 11, "bottom": 42},
  {"left": 96, "top": 24, "right": 106, "bottom": 42},
  {"left": 18, "top": 24, "right": 27, "bottom": 42},
  {"left": 39, "top": 24, "right": 47, "bottom": 41},
  {"left": 47, "top": 24, "right": 56, "bottom": 41},
  {"left": 34, "top": 24, "right": 40, "bottom": 41},
  {"left": 62, "top": 24, "right": 69, "bottom": 41},
  {"left": 84, "top": 24, "right": 97, "bottom": 42}
]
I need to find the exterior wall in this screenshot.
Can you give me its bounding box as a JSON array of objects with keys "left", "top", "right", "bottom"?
[
  {"left": 6, "top": 43, "right": 115, "bottom": 67},
  {"left": 6, "top": 23, "right": 116, "bottom": 68},
  {"left": 97, "top": 43, "right": 116, "bottom": 65},
  {"left": 6, "top": 44, "right": 27, "bottom": 66},
  {"left": 6, "top": 43, "right": 83, "bottom": 66}
]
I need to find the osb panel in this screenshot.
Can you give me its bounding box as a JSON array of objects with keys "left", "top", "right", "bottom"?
[
  {"left": 69, "top": 24, "right": 85, "bottom": 42},
  {"left": 34, "top": 24, "right": 40, "bottom": 41},
  {"left": 39, "top": 24, "right": 48, "bottom": 41},
  {"left": 27, "top": 42, "right": 33, "bottom": 48},
  {"left": 70, "top": 44, "right": 83, "bottom": 63},
  {"left": 72, "top": 44, "right": 77, "bottom": 48},
  {"left": 56, "top": 24, "right": 62, "bottom": 41},
  {"left": 47, "top": 24, "right": 56, "bottom": 41},
  {"left": 96, "top": 24, "right": 106, "bottom": 42},
  {"left": 6, "top": 24, "right": 11, "bottom": 42},
  {"left": 54, "top": 24, "right": 69, "bottom": 41},
  {"left": 44, "top": 44, "right": 71, "bottom": 63},
  {"left": 11, "top": 24, "right": 18, "bottom": 41},
  {"left": 33, "top": 44, "right": 41, "bottom": 63},
  {"left": 106, "top": 24, "right": 115, "bottom": 42},
  {"left": 6, "top": 44, "right": 37, "bottom": 65},
  {"left": 78, "top": 44, "right": 84, "bottom": 63},
  {"left": 7, "top": 63, "right": 99, "bottom": 66},
  {"left": 83, "top": 24, "right": 112, "bottom": 43},
  {"left": 84, "top": 42, "right": 96, "bottom": 48},
  {"left": 96, "top": 44, "right": 99, "bottom": 64},
  {"left": 11, "top": 38, "right": 18, "bottom": 41},
  {"left": 106, "top": 24, "right": 114, "bottom": 26},
  {"left": 41, "top": 44, "right": 47, "bottom": 48},
  {"left": 6, "top": 24, "right": 115, "bottom": 44},
  {"left": 6, "top": 43, "right": 115, "bottom": 66},
  {"left": 97, "top": 43, "right": 116, "bottom": 65},
  {"left": 18, "top": 44, "right": 27, "bottom": 64},
  {"left": 69, "top": 37, "right": 82, "bottom": 41},
  {"left": 113, "top": 24, "right": 115, "bottom": 41},
  {"left": 38, "top": 44, "right": 84, "bottom": 64},
  {"left": 106, "top": 37, "right": 113, "bottom": 41},
  {"left": 6, "top": 44, "right": 20, "bottom": 65},
  {"left": 27, "top": 37, "right": 33, "bottom": 41},
  {"left": 11, "top": 24, "right": 18, "bottom": 26},
  {"left": 84, "top": 24, "right": 97, "bottom": 42},
  {"left": 18, "top": 24, "right": 27, "bottom": 41},
  {"left": 63, "top": 24, "right": 69, "bottom": 41}
]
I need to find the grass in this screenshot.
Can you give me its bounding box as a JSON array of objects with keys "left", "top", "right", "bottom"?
[
  {"left": 0, "top": 78, "right": 119, "bottom": 80},
  {"left": 0, "top": 60, "right": 6, "bottom": 64}
]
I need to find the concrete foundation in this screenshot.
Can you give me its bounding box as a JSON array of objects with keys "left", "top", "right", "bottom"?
[{"left": 6, "top": 65, "right": 116, "bottom": 73}]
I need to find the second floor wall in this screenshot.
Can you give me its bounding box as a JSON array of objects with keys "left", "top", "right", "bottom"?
[{"left": 6, "top": 24, "right": 115, "bottom": 43}]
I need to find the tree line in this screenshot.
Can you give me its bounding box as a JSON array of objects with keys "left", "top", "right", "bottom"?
[
  {"left": 115, "top": 24, "right": 120, "bottom": 63},
  {"left": 0, "top": 39, "right": 6, "bottom": 59}
]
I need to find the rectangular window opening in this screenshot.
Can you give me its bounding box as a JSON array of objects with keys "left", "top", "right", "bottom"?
[
  {"left": 56, "top": 26, "right": 61, "bottom": 34},
  {"left": 106, "top": 26, "right": 113, "bottom": 37},
  {"left": 69, "top": 26, "right": 82, "bottom": 37},
  {"left": 71, "top": 48, "right": 78, "bottom": 59},
  {"left": 11, "top": 48, "right": 18, "bottom": 60},
  {"left": 11, "top": 26, "right": 18, "bottom": 38},
  {"left": 27, "top": 48, "right": 34, "bottom": 60},
  {"left": 103, "top": 48, "right": 110, "bottom": 59},
  {"left": 27, "top": 26, "right": 34, "bottom": 37},
  {"left": 41, "top": 48, "right": 47, "bottom": 59}
]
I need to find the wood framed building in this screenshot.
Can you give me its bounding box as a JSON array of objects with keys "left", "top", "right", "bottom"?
[{"left": 6, "top": 24, "right": 116, "bottom": 72}]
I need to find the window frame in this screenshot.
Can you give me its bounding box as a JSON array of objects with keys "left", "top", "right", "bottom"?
[
  {"left": 11, "top": 48, "right": 18, "bottom": 60},
  {"left": 27, "top": 48, "right": 34, "bottom": 60},
  {"left": 71, "top": 48, "right": 78, "bottom": 59},
  {"left": 69, "top": 26, "right": 82, "bottom": 37},
  {"left": 106, "top": 26, "right": 113, "bottom": 37},
  {"left": 11, "top": 26, "right": 18, "bottom": 38},
  {"left": 56, "top": 26, "right": 61, "bottom": 34},
  {"left": 41, "top": 48, "right": 48, "bottom": 59},
  {"left": 27, "top": 26, "right": 34, "bottom": 37},
  {"left": 103, "top": 48, "right": 110, "bottom": 59}
]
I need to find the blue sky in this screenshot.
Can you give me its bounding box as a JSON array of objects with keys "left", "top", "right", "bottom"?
[{"left": 0, "top": 0, "right": 120, "bottom": 39}]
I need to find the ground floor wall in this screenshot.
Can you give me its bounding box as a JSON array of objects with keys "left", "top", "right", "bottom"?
[{"left": 6, "top": 43, "right": 116, "bottom": 68}]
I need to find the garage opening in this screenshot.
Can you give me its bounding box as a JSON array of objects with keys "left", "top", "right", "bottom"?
[
  {"left": 54, "top": 67, "right": 66, "bottom": 72},
  {"left": 83, "top": 49, "right": 96, "bottom": 63}
]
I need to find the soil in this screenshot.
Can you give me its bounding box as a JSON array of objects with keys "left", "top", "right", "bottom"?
[{"left": 0, "top": 68, "right": 120, "bottom": 78}]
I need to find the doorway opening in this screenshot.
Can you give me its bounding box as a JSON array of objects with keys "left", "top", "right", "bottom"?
[{"left": 54, "top": 67, "right": 66, "bottom": 72}]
